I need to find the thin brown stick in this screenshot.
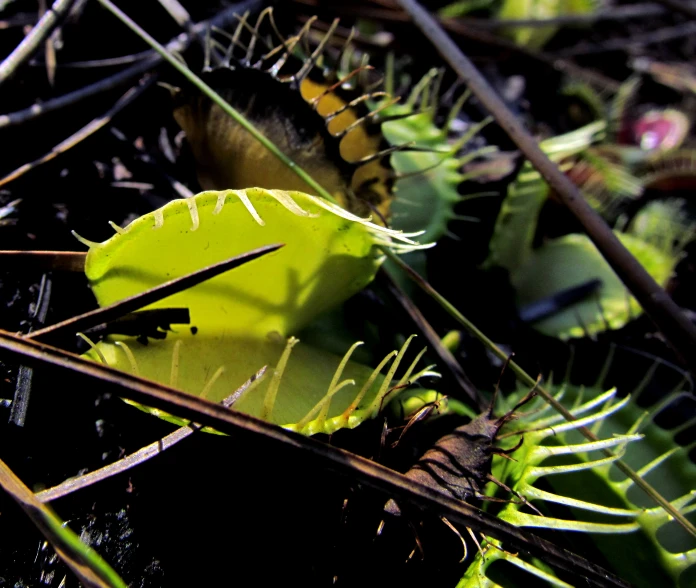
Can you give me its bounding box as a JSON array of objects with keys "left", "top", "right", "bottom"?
[
  {"left": 0, "top": 328, "right": 628, "bottom": 587},
  {"left": 36, "top": 366, "right": 268, "bottom": 503},
  {"left": 0, "top": 76, "right": 156, "bottom": 188},
  {"left": 394, "top": 0, "right": 696, "bottom": 376},
  {"left": 10, "top": 274, "right": 52, "bottom": 427},
  {"left": 38, "top": 0, "right": 58, "bottom": 87},
  {"left": 29, "top": 50, "right": 154, "bottom": 68},
  {"left": 157, "top": 0, "right": 191, "bottom": 29},
  {"left": 378, "top": 269, "right": 484, "bottom": 410},
  {"left": 0, "top": 0, "right": 76, "bottom": 86},
  {"left": 27, "top": 243, "right": 283, "bottom": 343},
  {"left": 0, "top": 57, "right": 159, "bottom": 129},
  {"left": 0, "top": 250, "right": 86, "bottom": 272},
  {"left": 0, "top": 0, "right": 262, "bottom": 129}
]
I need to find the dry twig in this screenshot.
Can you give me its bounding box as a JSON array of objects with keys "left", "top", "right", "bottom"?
[
  {"left": 0, "top": 75, "right": 156, "bottom": 188},
  {"left": 0, "top": 0, "right": 77, "bottom": 86},
  {"left": 0, "top": 0, "right": 263, "bottom": 129},
  {"left": 36, "top": 367, "right": 268, "bottom": 503}
]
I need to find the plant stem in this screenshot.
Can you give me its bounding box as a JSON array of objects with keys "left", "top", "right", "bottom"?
[{"left": 0, "top": 459, "right": 127, "bottom": 587}]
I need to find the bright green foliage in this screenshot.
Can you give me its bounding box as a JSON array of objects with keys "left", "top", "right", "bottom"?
[
  {"left": 438, "top": 0, "right": 495, "bottom": 18},
  {"left": 457, "top": 543, "right": 572, "bottom": 588},
  {"left": 498, "top": 0, "right": 601, "bottom": 49},
  {"left": 458, "top": 364, "right": 696, "bottom": 587},
  {"left": 484, "top": 120, "right": 684, "bottom": 339},
  {"left": 487, "top": 120, "right": 643, "bottom": 256},
  {"left": 494, "top": 387, "right": 644, "bottom": 534},
  {"left": 379, "top": 69, "right": 496, "bottom": 244},
  {"left": 628, "top": 199, "right": 695, "bottom": 253},
  {"left": 437, "top": 0, "right": 601, "bottom": 48},
  {"left": 85, "top": 189, "right": 405, "bottom": 338},
  {"left": 512, "top": 232, "right": 675, "bottom": 338},
  {"left": 389, "top": 387, "right": 477, "bottom": 421},
  {"left": 494, "top": 385, "right": 696, "bottom": 585},
  {"left": 485, "top": 120, "right": 607, "bottom": 272},
  {"left": 574, "top": 146, "right": 644, "bottom": 214},
  {"left": 88, "top": 333, "right": 432, "bottom": 435},
  {"left": 81, "top": 188, "right": 435, "bottom": 435}
]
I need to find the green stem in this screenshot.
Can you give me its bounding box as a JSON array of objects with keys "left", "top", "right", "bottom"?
[
  {"left": 96, "top": 0, "right": 339, "bottom": 205},
  {"left": 0, "top": 458, "right": 127, "bottom": 588},
  {"left": 43, "top": 512, "right": 128, "bottom": 588},
  {"left": 382, "top": 246, "right": 696, "bottom": 540}
]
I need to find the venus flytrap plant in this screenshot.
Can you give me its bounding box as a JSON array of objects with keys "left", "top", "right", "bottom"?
[
  {"left": 79, "top": 5, "right": 453, "bottom": 435},
  {"left": 377, "top": 67, "right": 498, "bottom": 244},
  {"left": 385, "top": 248, "right": 696, "bottom": 543},
  {"left": 84, "top": 5, "right": 696, "bottom": 585},
  {"left": 169, "top": 8, "right": 399, "bottom": 219},
  {"left": 511, "top": 231, "right": 682, "bottom": 338},
  {"left": 498, "top": 0, "right": 602, "bottom": 49},
  {"left": 457, "top": 546, "right": 574, "bottom": 588},
  {"left": 79, "top": 188, "right": 436, "bottom": 435},
  {"left": 493, "top": 388, "right": 644, "bottom": 533},
  {"left": 484, "top": 118, "right": 690, "bottom": 339},
  {"left": 485, "top": 119, "right": 613, "bottom": 272},
  {"left": 172, "top": 10, "right": 496, "bottom": 241},
  {"left": 563, "top": 77, "right": 695, "bottom": 193},
  {"left": 438, "top": 0, "right": 602, "bottom": 49},
  {"left": 636, "top": 149, "right": 696, "bottom": 190},
  {"left": 456, "top": 362, "right": 696, "bottom": 587}
]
